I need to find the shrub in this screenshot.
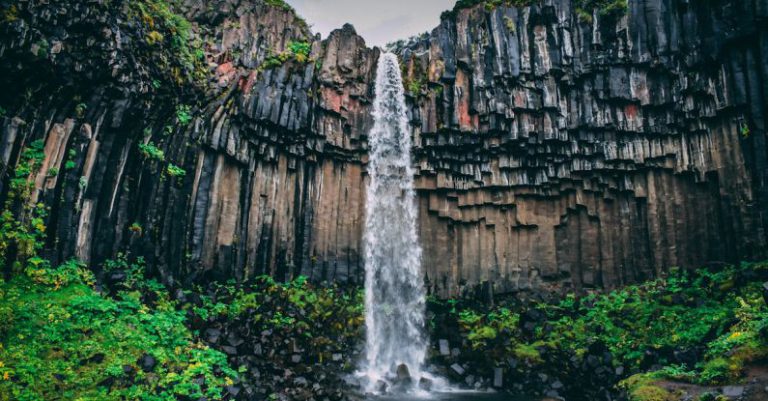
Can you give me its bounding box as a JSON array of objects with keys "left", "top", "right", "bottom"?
[
  {"left": 260, "top": 41, "right": 312, "bottom": 70},
  {"left": 0, "top": 261, "right": 237, "bottom": 400},
  {"left": 166, "top": 163, "right": 186, "bottom": 178},
  {"left": 175, "top": 104, "right": 193, "bottom": 125},
  {"left": 138, "top": 141, "right": 165, "bottom": 161}
]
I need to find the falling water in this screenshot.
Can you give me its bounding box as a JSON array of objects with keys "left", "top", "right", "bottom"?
[{"left": 361, "top": 53, "right": 428, "bottom": 393}]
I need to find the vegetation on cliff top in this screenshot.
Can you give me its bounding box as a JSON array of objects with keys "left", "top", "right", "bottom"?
[{"left": 440, "top": 0, "right": 628, "bottom": 22}]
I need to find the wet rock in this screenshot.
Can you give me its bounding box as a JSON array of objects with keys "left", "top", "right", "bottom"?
[
  {"left": 226, "top": 332, "right": 244, "bottom": 347},
  {"left": 396, "top": 363, "right": 412, "bottom": 383},
  {"left": 226, "top": 385, "right": 241, "bottom": 397},
  {"left": 493, "top": 368, "right": 503, "bottom": 388},
  {"left": 451, "top": 363, "right": 465, "bottom": 376},
  {"left": 722, "top": 386, "right": 745, "bottom": 398},
  {"left": 221, "top": 346, "right": 238, "bottom": 356},
  {"left": 139, "top": 354, "right": 156, "bottom": 372},
  {"left": 438, "top": 339, "right": 451, "bottom": 356},
  {"left": 418, "top": 377, "right": 433, "bottom": 391},
  {"left": 375, "top": 380, "right": 388, "bottom": 393},
  {"left": 204, "top": 328, "right": 221, "bottom": 344}
]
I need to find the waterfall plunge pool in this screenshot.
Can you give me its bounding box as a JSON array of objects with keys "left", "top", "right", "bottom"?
[{"left": 367, "top": 391, "right": 531, "bottom": 401}]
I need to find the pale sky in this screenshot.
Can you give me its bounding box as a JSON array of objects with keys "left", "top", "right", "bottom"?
[{"left": 286, "top": 0, "right": 455, "bottom": 47}]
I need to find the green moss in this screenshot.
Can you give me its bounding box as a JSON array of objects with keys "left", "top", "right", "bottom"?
[
  {"left": 0, "top": 261, "right": 237, "bottom": 401},
  {"left": 621, "top": 374, "right": 674, "bottom": 401},
  {"left": 630, "top": 385, "right": 673, "bottom": 401},
  {"left": 513, "top": 343, "right": 543, "bottom": 364}
]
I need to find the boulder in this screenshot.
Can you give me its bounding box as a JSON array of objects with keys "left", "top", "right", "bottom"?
[
  {"left": 722, "top": 386, "right": 745, "bottom": 398},
  {"left": 493, "top": 368, "right": 503, "bottom": 388},
  {"left": 451, "top": 363, "right": 465, "bottom": 376},
  {"left": 139, "top": 354, "right": 156, "bottom": 372},
  {"left": 439, "top": 339, "right": 451, "bottom": 356},
  {"left": 419, "top": 377, "right": 433, "bottom": 391}
]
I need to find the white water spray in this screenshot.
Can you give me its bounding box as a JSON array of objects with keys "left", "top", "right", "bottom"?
[{"left": 360, "top": 53, "right": 429, "bottom": 393}]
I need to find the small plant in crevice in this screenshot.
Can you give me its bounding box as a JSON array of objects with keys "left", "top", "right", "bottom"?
[
  {"left": 175, "top": 104, "right": 193, "bottom": 125},
  {"left": 574, "top": 0, "right": 628, "bottom": 23},
  {"left": 260, "top": 40, "right": 313, "bottom": 71},
  {"left": 74, "top": 102, "right": 87, "bottom": 118},
  {"left": 740, "top": 123, "right": 751, "bottom": 138},
  {"left": 166, "top": 163, "right": 186, "bottom": 178},
  {"left": 129, "top": 222, "right": 143, "bottom": 236},
  {"left": 138, "top": 141, "right": 165, "bottom": 162}
]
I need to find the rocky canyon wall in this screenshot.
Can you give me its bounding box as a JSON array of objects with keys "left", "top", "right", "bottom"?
[{"left": 0, "top": 0, "right": 766, "bottom": 297}]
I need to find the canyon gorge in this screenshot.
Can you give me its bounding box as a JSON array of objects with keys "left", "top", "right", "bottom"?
[{"left": 1, "top": 0, "right": 767, "bottom": 298}]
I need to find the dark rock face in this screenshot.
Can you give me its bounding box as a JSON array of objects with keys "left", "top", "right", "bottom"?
[{"left": 0, "top": 0, "right": 767, "bottom": 296}]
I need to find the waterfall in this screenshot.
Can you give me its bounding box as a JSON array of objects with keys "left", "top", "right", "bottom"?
[{"left": 360, "top": 52, "right": 428, "bottom": 393}]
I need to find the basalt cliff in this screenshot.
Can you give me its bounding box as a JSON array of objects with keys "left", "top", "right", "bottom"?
[{"left": 0, "top": 0, "right": 766, "bottom": 297}]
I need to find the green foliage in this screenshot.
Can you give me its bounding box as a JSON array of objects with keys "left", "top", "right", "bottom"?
[
  {"left": 0, "top": 140, "right": 48, "bottom": 273},
  {"left": 129, "top": 222, "right": 143, "bottom": 236},
  {"left": 74, "top": 103, "right": 87, "bottom": 118},
  {"left": 264, "top": 0, "right": 294, "bottom": 11},
  {"left": 440, "top": 0, "right": 627, "bottom": 22},
  {"left": 441, "top": 262, "right": 768, "bottom": 388},
  {"left": 441, "top": 0, "right": 535, "bottom": 20},
  {"left": 0, "top": 260, "right": 237, "bottom": 401},
  {"left": 574, "top": 0, "right": 628, "bottom": 22},
  {"left": 128, "top": 0, "right": 208, "bottom": 86},
  {"left": 741, "top": 123, "right": 751, "bottom": 138},
  {"left": 190, "top": 275, "right": 364, "bottom": 366},
  {"left": 260, "top": 41, "right": 313, "bottom": 70},
  {"left": 0, "top": 106, "right": 7, "bottom": 118},
  {"left": 166, "top": 163, "right": 186, "bottom": 178},
  {"left": 407, "top": 79, "right": 425, "bottom": 96},
  {"left": 175, "top": 104, "right": 193, "bottom": 125},
  {"left": 287, "top": 41, "right": 311, "bottom": 63},
  {"left": 138, "top": 141, "right": 165, "bottom": 162}
]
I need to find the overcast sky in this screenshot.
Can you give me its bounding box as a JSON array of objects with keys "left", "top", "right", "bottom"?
[{"left": 286, "top": 0, "right": 454, "bottom": 47}]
